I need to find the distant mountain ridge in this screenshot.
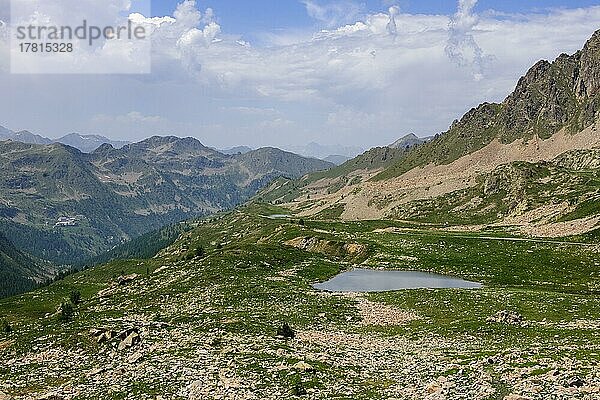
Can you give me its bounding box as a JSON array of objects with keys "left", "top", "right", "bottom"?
[
  {"left": 56, "top": 133, "right": 130, "bottom": 153},
  {"left": 220, "top": 146, "right": 253, "bottom": 155},
  {"left": 0, "top": 127, "right": 53, "bottom": 145},
  {"left": 0, "top": 126, "right": 130, "bottom": 153},
  {"left": 323, "top": 155, "right": 351, "bottom": 165},
  {"left": 0, "top": 136, "right": 333, "bottom": 267},
  {"left": 286, "top": 142, "right": 364, "bottom": 160}
]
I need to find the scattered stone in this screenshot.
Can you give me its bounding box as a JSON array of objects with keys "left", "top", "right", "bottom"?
[
  {"left": 351, "top": 294, "right": 419, "bottom": 326},
  {"left": 128, "top": 351, "right": 143, "bottom": 364},
  {"left": 487, "top": 310, "right": 524, "bottom": 325},
  {"left": 276, "top": 322, "right": 295, "bottom": 339},
  {"left": 90, "top": 328, "right": 117, "bottom": 343},
  {"left": 118, "top": 332, "right": 140, "bottom": 351},
  {"left": 568, "top": 377, "right": 585, "bottom": 387},
  {"left": 96, "top": 287, "right": 115, "bottom": 298},
  {"left": 504, "top": 394, "right": 530, "bottom": 400},
  {"left": 292, "top": 361, "right": 314, "bottom": 372},
  {"left": 117, "top": 274, "right": 139, "bottom": 286},
  {"left": 284, "top": 236, "right": 366, "bottom": 257},
  {"left": 426, "top": 381, "right": 442, "bottom": 394}
]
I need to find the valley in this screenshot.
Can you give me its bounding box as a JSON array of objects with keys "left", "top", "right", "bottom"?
[
  {"left": 0, "top": 138, "right": 333, "bottom": 295},
  {"left": 0, "top": 15, "right": 599, "bottom": 400},
  {"left": 0, "top": 204, "right": 598, "bottom": 399}
]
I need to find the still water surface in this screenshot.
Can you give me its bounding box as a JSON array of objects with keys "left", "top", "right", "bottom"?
[{"left": 313, "top": 268, "right": 482, "bottom": 292}]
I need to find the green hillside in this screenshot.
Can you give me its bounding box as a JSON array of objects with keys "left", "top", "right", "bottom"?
[
  {"left": 0, "top": 232, "right": 53, "bottom": 298},
  {"left": 0, "top": 204, "right": 598, "bottom": 398}
]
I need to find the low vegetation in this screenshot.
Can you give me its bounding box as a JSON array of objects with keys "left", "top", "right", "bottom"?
[{"left": 0, "top": 203, "right": 598, "bottom": 398}]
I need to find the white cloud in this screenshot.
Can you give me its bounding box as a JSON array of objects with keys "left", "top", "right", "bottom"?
[
  {"left": 302, "top": 0, "right": 364, "bottom": 27},
  {"left": 1, "top": 1, "right": 600, "bottom": 148},
  {"left": 445, "top": 0, "right": 494, "bottom": 81},
  {"left": 387, "top": 6, "right": 399, "bottom": 37}
]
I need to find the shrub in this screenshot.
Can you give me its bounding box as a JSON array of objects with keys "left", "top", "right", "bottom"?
[
  {"left": 185, "top": 246, "right": 205, "bottom": 260},
  {"left": 58, "top": 302, "right": 74, "bottom": 322},
  {"left": 1, "top": 319, "right": 12, "bottom": 333},
  {"left": 293, "top": 382, "right": 307, "bottom": 396},
  {"left": 277, "top": 322, "right": 295, "bottom": 339},
  {"left": 69, "top": 290, "right": 81, "bottom": 305}
]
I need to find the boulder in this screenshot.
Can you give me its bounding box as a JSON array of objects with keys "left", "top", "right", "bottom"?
[
  {"left": 118, "top": 332, "right": 140, "bottom": 351},
  {"left": 292, "top": 361, "right": 314, "bottom": 372},
  {"left": 486, "top": 310, "right": 524, "bottom": 325},
  {"left": 89, "top": 328, "right": 117, "bottom": 343},
  {"left": 117, "top": 274, "right": 139, "bottom": 286}
]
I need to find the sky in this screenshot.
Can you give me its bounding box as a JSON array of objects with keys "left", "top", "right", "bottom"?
[{"left": 0, "top": 0, "right": 600, "bottom": 152}]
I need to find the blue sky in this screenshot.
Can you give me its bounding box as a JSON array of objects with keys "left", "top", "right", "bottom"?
[
  {"left": 1, "top": 0, "right": 600, "bottom": 152},
  {"left": 150, "top": 0, "right": 600, "bottom": 42}
]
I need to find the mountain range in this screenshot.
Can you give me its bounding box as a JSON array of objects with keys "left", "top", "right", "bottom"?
[
  {"left": 0, "top": 127, "right": 368, "bottom": 164},
  {"left": 0, "top": 136, "right": 332, "bottom": 270},
  {"left": 0, "top": 127, "right": 130, "bottom": 153},
  {"left": 2, "top": 30, "right": 600, "bottom": 298},
  {"left": 285, "top": 142, "right": 365, "bottom": 161}
]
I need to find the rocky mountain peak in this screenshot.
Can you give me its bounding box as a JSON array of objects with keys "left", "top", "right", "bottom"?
[{"left": 576, "top": 29, "right": 600, "bottom": 99}]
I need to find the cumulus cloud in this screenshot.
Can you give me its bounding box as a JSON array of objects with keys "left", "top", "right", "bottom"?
[
  {"left": 2, "top": 1, "right": 600, "bottom": 148},
  {"left": 386, "top": 6, "right": 399, "bottom": 37},
  {"left": 445, "top": 0, "right": 493, "bottom": 81},
  {"left": 4, "top": 0, "right": 154, "bottom": 74}
]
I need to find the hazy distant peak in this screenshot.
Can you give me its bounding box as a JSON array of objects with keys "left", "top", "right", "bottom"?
[
  {"left": 56, "top": 133, "right": 130, "bottom": 153},
  {"left": 221, "top": 146, "right": 253, "bottom": 155},
  {"left": 389, "top": 133, "right": 427, "bottom": 149},
  {"left": 286, "top": 142, "right": 364, "bottom": 159},
  {"left": 323, "top": 154, "right": 351, "bottom": 165}
]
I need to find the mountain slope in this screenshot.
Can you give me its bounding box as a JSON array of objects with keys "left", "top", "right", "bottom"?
[
  {"left": 263, "top": 30, "right": 600, "bottom": 236},
  {"left": 1, "top": 203, "right": 599, "bottom": 398},
  {"left": 0, "top": 231, "right": 59, "bottom": 298},
  {"left": 377, "top": 30, "right": 600, "bottom": 181},
  {"left": 0, "top": 137, "right": 333, "bottom": 265},
  {"left": 260, "top": 145, "right": 417, "bottom": 206}
]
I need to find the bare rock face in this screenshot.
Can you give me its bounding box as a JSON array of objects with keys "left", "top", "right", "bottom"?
[
  {"left": 117, "top": 274, "right": 139, "bottom": 286},
  {"left": 576, "top": 30, "right": 600, "bottom": 99},
  {"left": 553, "top": 149, "right": 600, "bottom": 170},
  {"left": 89, "top": 328, "right": 117, "bottom": 343}
]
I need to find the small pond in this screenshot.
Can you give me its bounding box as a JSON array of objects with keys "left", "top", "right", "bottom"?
[
  {"left": 313, "top": 268, "right": 482, "bottom": 292},
  {"left": 266, "top": 214, "right": 292, "bottom": 219}
]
